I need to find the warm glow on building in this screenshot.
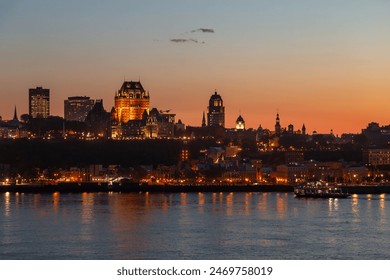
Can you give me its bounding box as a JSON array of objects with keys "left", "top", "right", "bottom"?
[{"left": 113, "top": 81, "right": 150, "bottom": 123}]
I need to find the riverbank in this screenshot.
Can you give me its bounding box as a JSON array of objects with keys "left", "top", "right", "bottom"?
[
  {"left": 0, "top": 182, "right": 293, "bottom": 193},
  {"left": 1, "top": 182, "right": 390, "bottom": 194}
]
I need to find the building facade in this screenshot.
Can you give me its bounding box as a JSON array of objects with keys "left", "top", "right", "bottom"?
[
  {"left": 64, "top": 96, "right": 95, "bottom": 122},
  {"left": 235, "top": 115, "right": 245, "bottom": 130},
  {"left": 29, "top": 87, "right": 50, "bottom": 118},
  {"left": 84, "top": 99, "right": 111, "bottom": 139},
  {"left": 363, "top": 149, "right": 390, "bottom": 166},
  {"left": 114, "top": 81, "right": 150, "bottom": 123},
  {"left": 207, "top": 91, "right": 225, "bottom": 127}
]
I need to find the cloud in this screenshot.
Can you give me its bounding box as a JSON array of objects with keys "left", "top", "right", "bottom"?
[
  {"left": 191, "top": 28, "right": 215, "bottom": 33},
  {"left": 170, "top": 38, "right": 205, "bottom": 44}
]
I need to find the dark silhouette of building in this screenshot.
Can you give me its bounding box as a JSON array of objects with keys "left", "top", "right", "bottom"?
[
  {"left": 64, "top": 96, "right": 95, "bottom": 122},
  {"left": 207, "top": 91, "right": 225, "bottom": 127},
  {"left": 202, "top": 111, "right": 206, "bottom": 127},
  {"left": 362, "top": 122, "right": 390, "bottom": 147},
  {"left": 275, "top": 113, "right": 281, "bottom": 136},
  {"left": 85, "top": 99, "right": 110, "bottom": 138},
  {"left": 29, "top": 87, "right": 50, "bottom": 118},
  {"left": 0, "top": 106, "right": 23, "bottom": 138},
  {"left": 288, "top": 124, "right": 294, "bottom": 135}
]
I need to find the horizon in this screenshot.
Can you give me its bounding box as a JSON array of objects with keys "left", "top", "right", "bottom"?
[{"left": 1, "top": 1, "right": 389, "bottom": 134}]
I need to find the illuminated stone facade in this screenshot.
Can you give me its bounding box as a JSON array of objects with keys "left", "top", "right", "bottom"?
[
  {"left": 114, "top": 81, "right": 150, "bottom": 123},
  {"left": 235, "top": 115, "right": 245, "bottom": 130}
]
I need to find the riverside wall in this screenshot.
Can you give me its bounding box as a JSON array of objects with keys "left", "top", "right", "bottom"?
[{"left": 1, "top": 182, "right": 390, "bottom": 194}]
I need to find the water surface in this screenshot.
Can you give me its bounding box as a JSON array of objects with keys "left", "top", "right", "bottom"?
[{"left": 1, "top": 192, "right": 389, "bottom": 259}]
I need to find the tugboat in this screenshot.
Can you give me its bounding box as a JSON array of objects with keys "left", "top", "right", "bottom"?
[{"left": 294, "top": 182, "right": 350, "bottom": 199}]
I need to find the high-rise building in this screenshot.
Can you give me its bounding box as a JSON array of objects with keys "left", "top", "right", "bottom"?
[
  {"left": 207, "top": 91, "right": 225, "bottom": 127},
  {"left": 64, "top": 96, "right": 95, "bottom": 122},
  {"left": 114, "top": 81, "right": 150, "bottom": 123},
  {"left": 29, "top": 87, "right": 50, "bottom": 118}
]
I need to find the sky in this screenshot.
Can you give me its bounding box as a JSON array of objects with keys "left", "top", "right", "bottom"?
[{"left": 1, "top": 0, "right": 390, "bottom": 134}]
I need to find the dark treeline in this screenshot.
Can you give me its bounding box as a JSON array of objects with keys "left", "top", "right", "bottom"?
[
  {"left": 0, "top": 139, "right": 363, "bottom": 175},
  {"left": 0, "top": 139, "right": 183, "bottom": 169}
]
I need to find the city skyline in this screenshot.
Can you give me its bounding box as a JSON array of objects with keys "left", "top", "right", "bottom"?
[{"left": 1, "top": 1, "right": 390, "bottom": 134}]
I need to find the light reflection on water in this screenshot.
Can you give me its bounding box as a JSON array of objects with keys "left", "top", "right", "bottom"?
[
  {"left": 1, "top": 192, "right": 390, "bottom": 260},
  {"left": 4, "top": 192, "right": 10, "bottom": 217}
]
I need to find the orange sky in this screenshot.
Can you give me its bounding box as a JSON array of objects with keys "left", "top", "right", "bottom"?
[{"left": 1, "top": 1, "right": 389, "bottom": 134}]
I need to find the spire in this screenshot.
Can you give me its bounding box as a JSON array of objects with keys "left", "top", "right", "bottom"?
[
  {"left": 202, "top": 111, "right": 206, "bottom": 127},
  {"left": 275, "top": 112, "right": 281, "bottom": 136},
  {"left": 13, "top": 106, "right": 18, "bottom": 121}
]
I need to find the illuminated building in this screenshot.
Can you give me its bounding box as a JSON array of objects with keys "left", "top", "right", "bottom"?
[
  {"left": 285, "top": 150, "right": 304, "bottom": 164},
  {"left": 64, "top": 96, "right": 95, "bottom": 122},
  {"left": 112, "top": 107, "right": 175, "bottom": 139},
  {"left": 235, "top": 115, "right": 245, "bottom": 130},
  {"left": 29, "top": 87, "right": 50, "bottom": 118},
  {"left": 363, "top": 149, "right": 390, "bottom": 166},
  {"left": 207, "top": 91, "right": 225, "bottom": 127},
  {"left": 114, "top": 81, "right": 150, "bottom": 123},
  {"left": 181, "top": 148, "right": 189, "bottom": 161},
  {"left": 272, "top": 164, "right": 308, "bottom": 184},
  {"left": 144, "top": 108, "right": 176, "bottom": 138}
]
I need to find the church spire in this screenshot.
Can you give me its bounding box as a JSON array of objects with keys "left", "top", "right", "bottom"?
[
  {"left": 202, "top": 111, "right": 206, "bottom": 127},
  {"left": 13, "top": 106, "right": 18, "bottom": 121}
]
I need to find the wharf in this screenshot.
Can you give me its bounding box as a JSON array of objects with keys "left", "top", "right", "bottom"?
[
  {"left": 1, "top": 182, "right": 390, "bottom": 194},
  {"left": 0, "top": 182, "right": 292, "bottom": 193}
]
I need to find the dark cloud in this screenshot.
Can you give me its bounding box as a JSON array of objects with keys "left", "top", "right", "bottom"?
[
  {"left": 191, "top": 28, "right": 215, "bottom": 33},
  {"left": 170, "top": 38, "right": 205, "bottom": 44}
]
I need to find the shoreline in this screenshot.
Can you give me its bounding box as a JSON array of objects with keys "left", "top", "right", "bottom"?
[{"left": 1, "top": 182, "right": 390, "bottom": 194}]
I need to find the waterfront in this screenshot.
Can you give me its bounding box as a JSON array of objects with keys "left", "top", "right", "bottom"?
[{"left": 1, "top": 192, "right": 390, "bottom": 259}]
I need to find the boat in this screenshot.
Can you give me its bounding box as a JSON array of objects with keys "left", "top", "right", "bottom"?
[{"left": 294, "top": 183, "right": 350, "bottom": 199}]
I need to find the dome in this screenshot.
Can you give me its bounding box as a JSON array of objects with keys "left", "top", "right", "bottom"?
[
  {"left": 236, "top": 115, "right": 245, "bottom": 130},
  {"left": 236, "top": 115, "right": 245, "bottom": 123},
  {"left": 209, "top": 91, "right": 223, "bottom": 102}
]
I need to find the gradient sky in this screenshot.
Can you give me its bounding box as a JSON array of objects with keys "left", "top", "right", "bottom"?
[{"left": 1, "top": 0, "right": 390, "bottom": 134}]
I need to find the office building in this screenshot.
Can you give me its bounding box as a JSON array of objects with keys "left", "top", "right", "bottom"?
[
  {"left": 29, "top": 87, "right": 50, "bottom": 118},
  {"left": 64, "top": 96, "right": 95, "bottom": 122},
  {"left": 207, "top": 91, "right": 225, "bottom": 127}
]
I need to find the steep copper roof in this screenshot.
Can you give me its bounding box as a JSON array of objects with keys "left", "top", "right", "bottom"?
[{"left": 119, "top": 81, "right": 145, "bottom": 92}]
